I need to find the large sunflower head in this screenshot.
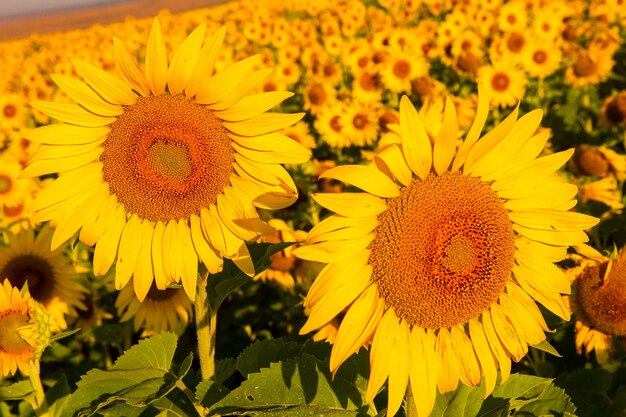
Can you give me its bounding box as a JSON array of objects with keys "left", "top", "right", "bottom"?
[
  {"left": 21, "top": 19, "right": 309, "bottom": 302},
  {"left": 0, "top": 225, "right": 88, "bottom": 331},
  {"left": 295, "top": 85, "right": 598, "bottom": 417}
]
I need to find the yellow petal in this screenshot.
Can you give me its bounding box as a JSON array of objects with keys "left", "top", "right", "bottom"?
[
  {"left": 320, "top": 165, "right": 399, "bottom": 198},
  {"left": 217, "top": 187, "right": 274, "bottom": 240},
  {"left": 186, "top": 26, "right": 226, "bottom": 98},
  {"left": 195, "top": 54, "right": 261, "bottom": 105},
  {"left": 112, "top": 36, "right": 150, "bottom": 96},
  {"left": 23, "top": 124, "right": 109, "bottom": 146},
  {"left": 80, "top": 194, "right": 117, "bottom": 246},
  {"left": 499, "top": 291, "right": 545, "bottom": 346},
  {"left": 387, "top": 319, "right": 411, "bottom": 417},
  {"left": 513, "top": 264, "right": 570, "bottom": 319},
  {"left": 50, "top": 74, "right": 123, "bottom": 117},
  {"left": 145, "top": 17, "right": 168, "bottom": 96},
  {"left": 433, "top": 96, "right": 458, "bottom": 175},
  {"left": 374, "top": 143, "right": 413, "bottom": 187},
  {"left": 73, "top": 60, "right": 136, "bottom": 105},
  {"left": 409, "top": 328, "right": 438, "bottom": 417},
  {"left": 513, "top": 224, "right": 589, "bottom": 246},
  {"left": 293, "top": 234, "right": 374, "bottom": 263},
  {"left": 450, "top": 325, "right": 481, "bottom": 387},
  {"left": 492, "top": 149, "right": 575, "bottom": 192},
  {"left": 229, "top": 241, "right": 255, "bottom": 277},
  {"left": 504, "top": 183, "right": 578, "bottom": 211},
  {"left": 365, "top": 309, "right": 395, "bottom": 403},
  {"left": 31, "top": 162, "right": 102, "bottom": 211},
  {"left": 93, "top": 204, "right": 126, "bottom": 276},
  {"left": 28, "top": 139, "right": 103, "bottom": 163},
  {"left": 30, "top": 101, "right": 115, "bottom": 127},
  {"left": 133, "top": 220, "right": 155, "bottom": 302},
  {"left": 300, "top": 262, "right": 371, "bottom": 335},
  {"left": 167, "top": 23, "right": 206, "bottom": 95},
  {"left": 209, "top": 68, "right": 278, "bottom": 112},
  {"left": 162, "top": 220, "right": 182, "bottom": 283},
  {"left": 190, "top": 214, "right": 223, "bottom": 274},
  {"left": 468, "top": 319, "right": 498, "bottom": 398},
  {"left": 50, "top": 182, "right": 109, "bottom": 250},
  {"left": 312, "top": 193, "right": 387, "bottom": 217},
  {"left": 490, "top": 303, "right": 527, "bottom": 362},
  {"left": 452, "top": 82, "right": 489, "bottom": 171},
  {"left": 400, "top": 95, "right": 432, "bottom": 178},
  {"left": 22, "top": 147, "right": 102, "bottom": 177},
  {"left": 435, "top": 328, "right": 460, "bottom": 393},
  {"left": 306, "top": 215, "right": 376, "bottom": 244},
  {"left": 224, "top": 112, "right": 305, "bottom": 137},
  {"left": 152, "top": 221, "right": 169, "bottom": 290},
  {"left": 177, "top": 220, "right": 198, "bottom": 300},
  {"left": 216, "top": 91, "right": 294, "bottom": 122},
  {"left": 229, "top": 132, "right": 311, "bottom": 163},
  {"left": 509, "top": 209, "right": 598, "bottom": 232},
  {"left": 481, "top": 309, "right": 511, "bottom": 383},
  {"left": 467, "top": 109, "right": 543, "bottom": 181},
  {"left": 115, "top": 214, "right": 143, "bottom": 290},
  {"left": 200, "top": 206, "right": 227, "bottom": 256},
  {"left": 463, "top": 103, "right": 519, "bottom": 174},
  {"left": 329, "top": 285, "right": 384, "bottom": 373}
]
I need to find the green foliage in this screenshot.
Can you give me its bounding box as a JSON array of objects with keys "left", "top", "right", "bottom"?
[
  {"left": 56, "top": 333, "right": 194, "bottom": 417},
  {"left": 0, "top": 381, "right": 34, "bottom": 401},
  {"left": 556, "top": 367, "right": 626, "bottom": 417}
]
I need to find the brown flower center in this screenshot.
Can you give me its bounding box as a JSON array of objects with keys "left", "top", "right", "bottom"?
[
  {"left": 393, "top": 60, "right": 411, "bottom": 79},
  {"left": 573, "top": 53, "right": 598, "bottom": 77},
  {"left": 507, "top": 32, "right": 525, "bottom": 53},
  {"left": 3, "top": 103, "right": 17, "bottom": 119},
  {"left": 604, "top": 94, "right": 626, "bottom": 125},
  {"left": 368, "top": 172, "right": 515, "bottom": 329},
  {"left": 353, "top": 114, "right": 368, "bottom": 130},
  {"left": 491, "top": 72, "right": 510, "bottom": 92},
  {"left": 329, "top": 116, "right": 342, "bottom": 132},
  {"left": 102, "top": 94, "right": 234, "bottom": 222},
  {"left": 0, "top": 175, "right": 12, "bottom": 194},
  {"left": 574, "top": 145, "right": 610, "bottom": 177},
  {"left": 378, "top": 110, "right": 399, "bottom": 133},
  {"left": 1, "top": 255, "right": 56, "bottom": 305},
  {"left": 533, "top": 50, "right": 548, "bottom": 65},
  {"left": 0, "top": 310, "right": 33, "bottom": 354},
  {"left": 308, "top": 84, "right": 327, "bottom": 106},
  {"left": 575, "top": 260, "right": 626, "bottom": 336}
]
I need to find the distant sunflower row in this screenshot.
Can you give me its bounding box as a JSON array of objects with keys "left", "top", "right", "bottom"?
[{"left": 0, "top": 1, "right": 625, "bottom": 411}]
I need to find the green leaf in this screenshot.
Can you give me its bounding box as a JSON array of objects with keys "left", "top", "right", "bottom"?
[
  {"left": 555, "top": 368, "right": 614, "bottom": 417},
  {"left": 510, "top": 384, "right": 576, "bottom": 415},
  {"left": 0, "top": 380, "right": 34, "bottom": 401},
  {"left": 530, "top": 340, "right": 562, "bottom": 357},
  {"left": 49, "top": 328, "right": 81, "bottom": 343},
  {"left": 214, "top": 357, "right": 237, "bottom": 385},
  {"left": 237, "top": 338, "right": 303, "bottom": 377},
  {"left": 430, "top": 383, "right": 485, "bottom": 417},
  {"left": 195, "top": 380, "right": 230, "bottom": 408},
  {"left": 206, "top": 242, "right": 294, "bottom": 311},
  {"left": 47, "top": 375, "right": 71, "bottom": 417},
  {"left": 60, "top": 332, "right": 183, "bottom": 417},
  {"left": 211, "top": 350, "right": 371, "bottom": 416}
]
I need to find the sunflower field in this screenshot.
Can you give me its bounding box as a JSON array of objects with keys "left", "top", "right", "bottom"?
[{"left": 1, "top": 0, "right": 626, "bottom": 416}]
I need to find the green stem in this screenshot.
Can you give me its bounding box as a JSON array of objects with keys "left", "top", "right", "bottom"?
[
  {"left": 195, "top": 273, "right": 217, "bottom": 380},
  {"left": 28, "top": 360, "right": 49, "bottom": 417}
]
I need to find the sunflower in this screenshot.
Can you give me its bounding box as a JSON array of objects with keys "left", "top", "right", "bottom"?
[
  {"left": 521, "top": 43, "right": 562, "bottom": 79},
  {"left": 21, "top": 19, "right": 309, "bottom": 302},
  {"left": 254, "top": 219, "right": 308, "bottom": 291},
  {"left": 568, "top": 244, "right": 626, "bottom": 364},
  {"left": 340, "top": 100, "right": 380, "bottom": 148},
  {"left": 578, "top": 177, "right": 624, "bottom": 212},
  {"left": 478, "top": 61, "right": 527, "bottom": 108},
  {"left": 295, "top": 86, "right": 598, "bottom": 417},
  {"left": 0, "top": 225, "right": 88, "bottom": 330},
  {"left": 0, "top": 279, "right": 37, "bottom": 376},
  {"left": 115, "top": 280, "right": 192, "bottom": 334},
  {"left": 0, "top": 93, "right": 27, "bottom": 131},
  {"left": 0, "top": 155, "right": 31, "bottom": 209},
  {"left": 565, "top": 46, "right": 614, "bottom": 87}
]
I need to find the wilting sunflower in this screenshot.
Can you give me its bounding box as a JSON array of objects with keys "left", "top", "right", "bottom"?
[
  {"left": 21, "top": 19, "right": 309, "bottom": 301},
  {"left": 115, "top": 280, "right": 192, "bottom": 334},
  {"left": 295, "top": 86, "right": 598, "bottom": 417},
  {"left": 0, "top": 225, "right": 87, "bottom": 330},
  {"left": 0, "top": 279, "right": 37, "bottom": 376},
  {"left": 568, "top": 244, "right": 626, "bottom": 364}
]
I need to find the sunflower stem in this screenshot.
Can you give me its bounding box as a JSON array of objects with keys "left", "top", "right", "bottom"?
[
  {"left": 195, "top": 273, "right": 217, "bottom": 380},
  {"left": 28, "top": 360, "right": 49, "bottom": 417}
]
